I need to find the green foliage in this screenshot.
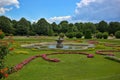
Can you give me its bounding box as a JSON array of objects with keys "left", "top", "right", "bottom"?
[
  {"left": 59, "top": 21, "right": 69, "bottom": 33},
  {"left": 97, "top": 20, "right": 108, "bottom": 33},
  {"left": 53, "top": 33, "right": 58, "bottom": 36},
  {"left": 59, "top": 33, "right": 65, "bottom": 38},
  {"left": 0, "top": 16, "right": 14, "bottom": 34},
  {"left": 16, "top": 18, "right": 30, "bottom": 35},
  {"left": 76, "top": 32, "right": 83, "bottom": 38},
  {"left": 84, "top": 30, "right": 92, "bottom": 39},
  {"left": 115, "top": 31, "right": 120, "bottom": 38},
  {"left": 103, "top": 32, "right": 109, "bottom": 39},
  {"left": 96, "top": 32, "right": 103, "bottom": 39},
  {"left": 0, "top": 31, "right": 5, "bottom": 39},
  {"left": 83, "top": 22, "right": 96, "bottom": 34},
  {"left": 66, "top": 32, "right": 75, "bottom": 38},
  {"left": 108, "top": 22, "right": 120, "bottom": 35},
  {"left": 36, "top": 18, "right": 51, "bottom": 35},
  {"left": 51, "top": 22, "right": 60, "bottom": 33}
]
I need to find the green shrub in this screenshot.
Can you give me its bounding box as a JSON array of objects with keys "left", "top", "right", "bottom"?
[
  {"left": 115, "top": 31, "right": 120, "bottom": 38},
  {"left": 103, "top": 32, "right": 108, "bottom": 39},
  {"left": 96, "top": 32, "right": 102, "bottom": 39},
  {"left": 66, "top": 32, "right": 75, "bottom": 38},
  {"left": 54, "top": 33, "right": 58, "bottom": 36},
  {"left": 59, "top": 33, "right": 65, "bottom": 38},
  {"left": 0, "top": 31, "right": 5, "bottom": 39},
  {"left": 76, "top": 32, "right": 83, "bottom": 38},
  {"left": 84, "top": 30, "right": 92, "bottom": 39}
]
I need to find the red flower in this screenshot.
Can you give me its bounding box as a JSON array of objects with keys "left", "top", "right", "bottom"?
[
  {"left": 4, "top": 73, "right": 8, "bottom": 78},
  {"left": 9, "top": 48, "right": 14, "bottom": 51}
]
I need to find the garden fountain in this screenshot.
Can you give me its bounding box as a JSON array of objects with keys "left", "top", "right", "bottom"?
[{"left": 56, "top": 37, "right": 64, "bottom": 48}]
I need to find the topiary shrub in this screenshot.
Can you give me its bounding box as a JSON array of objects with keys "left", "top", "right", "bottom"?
[
  {"left": 115, "top": 31, "right": 120, "bottom": 38},
  {"left": 76, "top": 32, "right": 83, "bottom": 38},
  {"left": 59, "top": 33, "right": 65, "bottom": 38},
  {"left": 66, "top": 32, "right": 75, "bottom": 38},
  {"left": 96, "top": 32, "right": 102, "bottom": 39},
  {"left": 103, "top": 32, "right": 108, "bottom": 39},
  {"left": 84, "top": 30, "right": 92, "bottom": 39},
  {"left": 0, "top": 30, "right": 5, "bottom": 39}
]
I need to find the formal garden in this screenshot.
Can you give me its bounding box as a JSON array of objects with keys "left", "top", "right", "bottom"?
[
  {"left": 0, "top": 16, "right": 120, "bottom": 80},
  {"left": 0, "top": 29, "right": 120, "bottom": 80}
]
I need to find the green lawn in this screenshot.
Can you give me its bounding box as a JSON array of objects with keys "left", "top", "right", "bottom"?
[{"left": 3, "top": 36, "right": 120, "bottom": 80}]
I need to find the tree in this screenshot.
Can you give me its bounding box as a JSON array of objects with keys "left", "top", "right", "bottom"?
[
  {"left": 36, "top": 18, "right": 52, "bottom": 35},
  {"left": 97, "top": 21, "right": 108, "bottom": 33},
  {"left": 66, "top": 32, "right": 75, "bottom": 38},
  {"left": 68, "top": 23, "right": 78, "bottom": 33},
  {"left": 59, "top": 20, "right": 69, "bottom": 33},
  {"left": 16, "top": 18, "right": 30, "bottom": 35},
  {"left": 115, "top": 31, "right": 120, "bottom": 38},
  {"left": 76, "top": 32, "right": 83, "bottom": 38},
  {"left": 0, "top": 16, "right": 14, "bottom": 35},
  {"left": 75, "top": 22, "right": 84, "bottom": 32},
  {"left": 51, "top": 22, "right": 60, "bottom": 33},
  {"left": 108, "top": 22, "right": 120, "bottom": 35},
  {"left": 83, "top": 22, "right": 96, "bottom": 34},
  {"left": 84, "top": 29, "right": 92, "bottom": 39}
]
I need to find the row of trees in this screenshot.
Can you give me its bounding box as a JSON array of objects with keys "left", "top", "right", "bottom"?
[{"left": 0, "top": 16, "right": 120, "bottom": 37}]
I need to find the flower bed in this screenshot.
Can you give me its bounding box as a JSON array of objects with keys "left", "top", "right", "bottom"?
[
  {"left": 41, "top": 52, "right": 94, "bottom": 62},
  {"left": 87, "top": 40, "right": 99, "bottom": 44},
  {"left": 9, "top": 52, "right": 94, "bottom": 75},
  {"left": 96, "top": 50, "right": 120, "bottom": 56}
]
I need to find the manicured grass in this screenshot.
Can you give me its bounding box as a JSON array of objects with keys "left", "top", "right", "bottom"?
[{"left": 3, "top": 36, "right": 120, "bottom": 80}]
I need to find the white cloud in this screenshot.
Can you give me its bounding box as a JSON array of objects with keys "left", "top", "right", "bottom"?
[
  {"left": 48, "top": 16, "right": 71, "bottom": 23},
  {"left": 0, "top": 0, "right": 19, "bottom": 14},
  {"left": 73, "top": 0, "right": 120, "bottom": 22},
  {"left": 76, "top": 0, "right": 97, "bottom": 8}
]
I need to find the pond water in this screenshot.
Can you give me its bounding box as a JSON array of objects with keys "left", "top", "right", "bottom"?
[{"left": 21, "top": 43, "right": 94, "bottom": 50}]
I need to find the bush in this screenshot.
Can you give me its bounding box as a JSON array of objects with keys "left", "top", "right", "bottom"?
[
  {"left": 54, "top": 33, "right": 58, "bottom": 36},
  {"left": 66, "top": 32, "right": 75, "bottom": 38},
  {"left": 96, "top": 32, "right": 102, "bottom": 39},
  {"left": 59, "top": 33, "right": 65, "bottom": 38},
  {"left": 115, "top": 31, "right": 120, "bottom": 38},
  {"left": 76, "top": 32, "right": 83, "bottom": 38},
  {"left": 84, "top": 30, "right": 92, "bottom": 39},
  {"left": 0, "top": 31, "right": 5, "bottom": 39},
  {"left": 103, "top": 32, "right": 108, "bottom": 39}
]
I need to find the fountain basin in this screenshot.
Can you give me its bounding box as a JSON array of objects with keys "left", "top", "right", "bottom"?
[{"left": 21, "top": 42, "right": 95, "bottom": 50}]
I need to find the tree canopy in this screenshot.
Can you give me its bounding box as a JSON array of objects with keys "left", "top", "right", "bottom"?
[{"left": 0, "top": 15, "right": 120, "bottom": 37}]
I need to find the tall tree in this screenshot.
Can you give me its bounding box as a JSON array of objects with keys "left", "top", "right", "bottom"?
[
  {"left": 51, "top": 22, "right": 60, "bottom": 33},
  {"left": 75, "top": 22, "right": 84, "bottom": 32},
  {"left": 0, "top": 16, "right": 14, "bottom": 34},
  {"left": 83, "top": 22, "right": 96, "bottom": 34},
  {"left": 36, "top": 18, "right": 51, "bottom": 35},
  {"left": 97, "top": 21, "right": 108, "bottom": 33},
  {"left": 108, "top": 22, "right": 120, "bottom": 35},
  {"left": 68, "top": 23, "right": 78, "bottom": 32},
  {"left": 59, "top": 20, "right": 69, "bottom": 33},
  {"left": 16, "top": 17, "right": 30, "bottom": 35}
]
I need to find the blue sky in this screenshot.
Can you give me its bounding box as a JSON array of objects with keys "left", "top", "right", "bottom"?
[{"left": 0, "top": 0, "right": 120, "bottom": 23}]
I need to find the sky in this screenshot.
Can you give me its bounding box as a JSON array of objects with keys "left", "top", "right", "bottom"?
[{"left": 0, "top": 0, "right": 120, "bottom": 23}]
